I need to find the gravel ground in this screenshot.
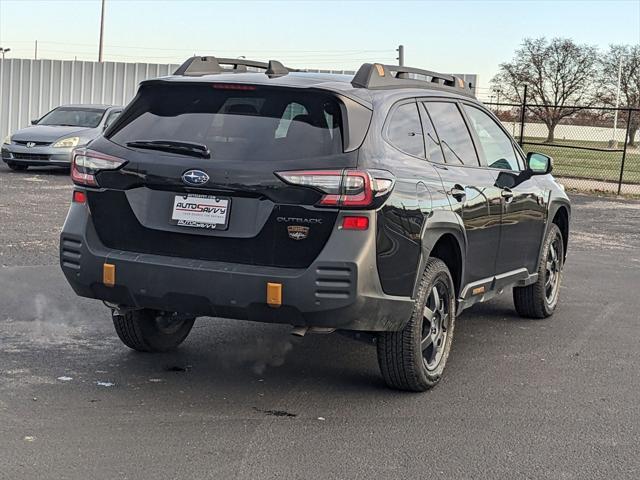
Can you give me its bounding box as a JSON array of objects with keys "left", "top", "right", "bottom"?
[
  {"left": 0, "top": 167, "right": 70, "bottom": 267},
  {"left": 1, "top": 164, "right": 639, "bottom": 480}
]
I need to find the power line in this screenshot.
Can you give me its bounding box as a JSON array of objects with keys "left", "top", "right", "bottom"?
[{"left": 5, "top": 39, "right": 393, "bottom": 54}]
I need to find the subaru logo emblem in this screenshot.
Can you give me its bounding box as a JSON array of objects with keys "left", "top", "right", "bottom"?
[
  {"left": 182, "top": 169, "right": 209, "bottom": 186},
  {"left": 26, "top": 142, "right": 36, "bottom": 148}
]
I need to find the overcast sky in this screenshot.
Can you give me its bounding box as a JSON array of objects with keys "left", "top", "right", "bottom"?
[{"left": 1, "top": 0, "right": 639, "bottom": 94}]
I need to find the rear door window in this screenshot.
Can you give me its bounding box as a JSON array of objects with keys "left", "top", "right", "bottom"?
[
  {"left": 423, "top": 102, "right": 479, "bottom": 166},
  {"left": 462, "top": 104, "right": 520, "bottom": 170},
  {"left": 108, "top": 85, "right": 344, "bottom": 161},
  {"left": 418, "top": 103, "right": 445, "bottom": 163},
  {"left": 386, "top": 102, "right": 425, "bottom": 158}
]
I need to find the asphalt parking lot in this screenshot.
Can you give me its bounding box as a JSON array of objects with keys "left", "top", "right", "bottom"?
[{"left": 1, "top": 164, "right": 639, "bottom": 480}]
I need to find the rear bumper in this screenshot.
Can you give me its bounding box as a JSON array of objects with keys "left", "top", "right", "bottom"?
[
  {"left": 60, "top": 201, "right": 413, "bottom": 332},
  {"left": 2, "top": 145, "right": 73, "bottom": 167}
]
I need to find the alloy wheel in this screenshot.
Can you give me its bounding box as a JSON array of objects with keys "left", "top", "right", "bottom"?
[
  {"left": 545, "top": 234, "right": 562, "bottom": 305},
  {"left": 421, "top": 280, "right": 451, "bottom": 371}
]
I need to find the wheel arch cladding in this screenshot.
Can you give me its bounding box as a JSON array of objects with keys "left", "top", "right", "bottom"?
[
  {"left": 427, "top": 233, "right": 463, "bottom": 298},
  {"left": 551, "top": 206, "right": 569, "bottom": 260}
]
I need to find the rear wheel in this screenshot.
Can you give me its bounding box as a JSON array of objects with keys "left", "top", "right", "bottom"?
[
  {"left": 513, "top": 223, "right": 564, "bottom": 318},
  {"left": 112, "top": 308, "right": 195, "bottom": 352},
  {"left": 7, "top": 162, "right": 28, "bottom": 171},
  {"left": 377, "top": 258, "right": 456, "bottom": 392}
]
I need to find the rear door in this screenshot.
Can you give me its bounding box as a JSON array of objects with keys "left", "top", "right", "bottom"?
[
  {"left": 376, "top": 100, "right": 443, "bottom": 295},
  {"left": 461, "top": 104, "right": 546, "bottom": 275},
  {"left": 421, "top": 100, "right": 503, "bottom": 286},
  {"left": 92, "top": 82, "right": 360, "bottom": 268}
]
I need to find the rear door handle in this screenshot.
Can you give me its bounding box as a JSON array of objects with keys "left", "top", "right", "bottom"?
[{"left": 448, "top": 184, "right": 466, "bottom": 201}]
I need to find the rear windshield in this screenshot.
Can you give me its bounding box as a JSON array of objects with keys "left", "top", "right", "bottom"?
[
  {"left": 38, "top": 107, "right": 105, "bottom": 128},
  {"left": 108, "top": 84, "right": 344, "bottom": 161}
]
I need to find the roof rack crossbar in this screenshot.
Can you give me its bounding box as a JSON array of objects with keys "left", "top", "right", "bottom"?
[
  {"left": 173, "top": 56, "right": 293, "bottom": 77},
  {"left": 351, "top": 63, "right": 472, "bottom": 95},
  {"left": 173, "top": 56, "right": 223, "bottom": 76}
]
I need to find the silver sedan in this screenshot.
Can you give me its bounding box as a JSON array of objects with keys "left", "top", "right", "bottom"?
[{"left": 1, "top": 104, "right": 122, "bottom": 171}]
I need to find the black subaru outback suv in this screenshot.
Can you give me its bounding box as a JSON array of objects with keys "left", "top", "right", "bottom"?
[{"left": 60, "top": 57, "right": 570, "bottom": 391}]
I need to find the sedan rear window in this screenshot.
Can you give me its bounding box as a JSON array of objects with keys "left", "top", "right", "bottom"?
[{"left": 108, "top": 84, "right": 344, "bottom": 161}]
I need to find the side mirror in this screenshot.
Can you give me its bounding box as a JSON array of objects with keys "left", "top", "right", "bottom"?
[
  {"left": 526, "top": 152, "right": 553, "bottom": 175},
  {"left": 30, "top": 119, "right": 39, "bottom": 125}
]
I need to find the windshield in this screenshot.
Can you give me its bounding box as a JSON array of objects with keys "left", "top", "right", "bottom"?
[
  {"left": 108, "top": 84, "right": 344, "bottom": 161},
  {"left": 38, "top": 107, "right": 106, "bottom": 128}
]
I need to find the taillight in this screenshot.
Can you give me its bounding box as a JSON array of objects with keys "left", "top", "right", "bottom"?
[
  {"left": 71, "top": 148, "right": 126, "bottom": 186},
  {"left": 341, "top": 216, "right": 369, "bottom": 230},
  {"left": 275, "top": 169, "right": 394, "bottom": 208},
  {"left": 72, "top": 190, "right": 87, "bottom": 203}
]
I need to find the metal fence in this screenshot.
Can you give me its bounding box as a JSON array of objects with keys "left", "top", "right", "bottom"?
[
  {"left": 0, "top": 58, "right": 364, "bottom": 140},
  {"left": 0, "top": 58, "right": 179, "bottom": 139},
  {"left": 490, "top": 100, "right": 640, "bottom": 195}
]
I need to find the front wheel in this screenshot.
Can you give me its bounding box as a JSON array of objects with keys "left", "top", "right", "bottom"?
[
  {"left": 112, "top": 308, "right": 195, "bottom": 352},
  {"left": 377, "top": 258, "right": 456, "bottom": 392},
  {"left": 513, "top": 223, "right": 564, "bottom": 318}
]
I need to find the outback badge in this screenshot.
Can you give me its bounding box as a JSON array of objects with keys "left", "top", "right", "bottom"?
[{"left": 287, "top": 225, "right": 309, "bottom": 241}]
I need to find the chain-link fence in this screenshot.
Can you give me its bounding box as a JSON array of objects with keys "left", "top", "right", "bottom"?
[{"left": 490, "top": 101, "right": 640, "bottom": 195}]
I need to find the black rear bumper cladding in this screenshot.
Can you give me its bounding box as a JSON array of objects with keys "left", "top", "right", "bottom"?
[{"left": 60, "top": 202, "right": 413, "bottom": 332}]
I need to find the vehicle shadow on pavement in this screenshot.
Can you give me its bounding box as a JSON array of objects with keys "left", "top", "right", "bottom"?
[
  {"left": 2, "top": 166, "right": 70, "bottom": 175},
  {"left": 105, "top": 324, "right": 390, "bottom": 394}
]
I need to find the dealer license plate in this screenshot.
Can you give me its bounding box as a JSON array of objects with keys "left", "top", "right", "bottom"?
[{"left": 171, "top": 194, "right": 230, "bottom": 230}]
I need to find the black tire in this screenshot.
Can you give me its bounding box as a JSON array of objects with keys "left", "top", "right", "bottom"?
[
  {"left": 112, "top": 308, "right": 195, "bottom": 352},
  {"left": 7, "top": 162, "right": 28, "bottom": 171},
  {"left": 377, "top": 258, "right": 456, "bottom": 392},
  {"left": 513, "top": 223, "right": 564, "bottom": 319}
]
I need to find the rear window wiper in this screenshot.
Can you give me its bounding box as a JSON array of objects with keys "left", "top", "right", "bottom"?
[{"left": 126, "top": 140, "right": 211, "bottom": 159}]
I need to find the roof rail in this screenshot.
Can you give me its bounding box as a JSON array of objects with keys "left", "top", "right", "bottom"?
[
  {"left": 351, "top": 63, "right": 473, "bottom": 96},
  {"left": 173, "top": 56, "right": 293, "bottom": 77}
]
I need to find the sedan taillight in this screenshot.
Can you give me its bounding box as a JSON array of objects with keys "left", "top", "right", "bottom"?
[
  {"left": 71, "top": 148, "right": 126, "bottom": 186},
  {"left": 275, "top": 169, "right": 394, "bottom": 208}
]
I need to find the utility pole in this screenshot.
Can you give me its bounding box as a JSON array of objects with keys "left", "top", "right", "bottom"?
[
  {"left": 34, "top": 40, "right": 38, "bottom": 60},
  {"left": 518, "top": 84, "right": 528, "bottom": 146},
  {"left": 98, "top": 0, "right": 106, "bottom": 62},
  {"left": 495, "top": 88, "right": 501, "bottom": 114},
  {"left": 396, "top": 45, "right": 404, "bottom": 67}
]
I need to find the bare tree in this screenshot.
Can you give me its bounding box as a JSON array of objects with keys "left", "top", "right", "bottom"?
[
  {"left": 492, "top": 38, "right": 598, "bottom": 143},
  {"left": 598, "top": 44, "right": 640, "bottom": 147}
]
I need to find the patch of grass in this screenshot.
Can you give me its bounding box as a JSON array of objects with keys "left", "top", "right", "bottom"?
[{"left": 522, "top": 142, "right": 640, "bottom": 184}]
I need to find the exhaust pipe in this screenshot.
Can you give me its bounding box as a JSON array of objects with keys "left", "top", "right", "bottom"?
[
  {"left": 291, "top": 326, "right": 336, "bottom": 337},
  {"left": 291, "top": 326, "right": 309, "bottom": 337}
]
